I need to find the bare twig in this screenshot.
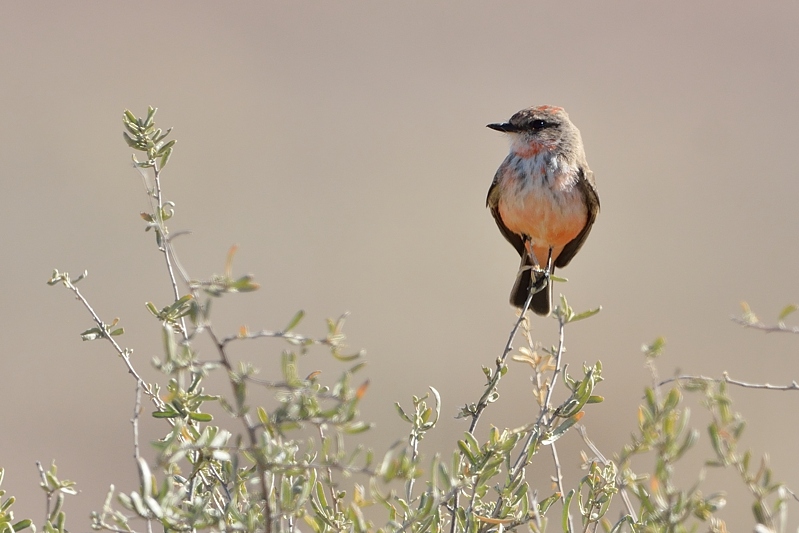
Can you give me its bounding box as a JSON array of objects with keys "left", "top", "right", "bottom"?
[
  {"left": 55, "top": 276, "right": 164, "bottom": 411},
  {"left": 468, "top": 286, "right": 535, "bottom": 434},
  {"left": 132, "top": 381, "right": 142, "bottom": 461},
  {"left": 732, "top": 316, "right": 799, "bottom": 335},
  {"left": 550, "top": 442, "right": 566, "bottom": 504},
  {"left": 658, "top": 373, "right": 799, "bottom": 392},
  {"left": 220, "top": 328, "right": 333, "bottom": 349}
]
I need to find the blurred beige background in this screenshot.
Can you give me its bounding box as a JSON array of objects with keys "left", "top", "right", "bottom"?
[{"left": 2, "top": 2, "right": 798, "bottom": 529}]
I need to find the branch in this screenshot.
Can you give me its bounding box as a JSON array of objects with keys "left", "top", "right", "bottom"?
[
  {"left": 731, "top": 316, "right": 799, "bottom": 335},
  {"left": 49, "top": 272, "right": 164, "bottom": 411},
  {"left": 467, "top": 286, "right": 535, "bottom": 434},
  {"left": 135, "top": 162, "right": 190, "bottom": 342},
  {"left": 658, "top": 373, "right": 799, "bottom": 392},
  {"left": 220, "top": 328, "right": 333, "bottom": 349}
]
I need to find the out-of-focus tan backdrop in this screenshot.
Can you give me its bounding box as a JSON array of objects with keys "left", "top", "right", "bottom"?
[{"left": 2, "top": 2, "right": 798, "bottom": 529}]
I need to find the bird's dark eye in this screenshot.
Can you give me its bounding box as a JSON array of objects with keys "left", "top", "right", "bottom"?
[{"left": 531, "top": 119, "right": 548, "bottom": 130}]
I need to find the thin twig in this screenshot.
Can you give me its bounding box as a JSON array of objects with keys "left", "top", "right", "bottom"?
[
  {"left": 59, "top": 277, "right": 163, "bottom": 410},
  {"left": 406, "top": 429, "right": 421, "bottom": 503},
  {"left": 220, "top": 328, "right": 333, "bottom": 348},
  {"left": 658, "top": 373, "right": 799, "bottom": 392},
  {"left": 732, "top": 316, "right": 799, "bottom": 335},
  {"left": 550, "top": 442, "right": 566, "bottom": 506},
  {"left": 468, "top": 286, "right": 535, "bottom": 434},
  {"left": 132, "top": 381, "right": 142, "bottom": 461},
  {"left": 138, "top": 162, "right": 190, "bottom": 342},
  {"left": 36, "top": 461, "right": 51, "bottom": 522},
  {"left": 547, "top": 313, "right": 574, "bottom": 533}
]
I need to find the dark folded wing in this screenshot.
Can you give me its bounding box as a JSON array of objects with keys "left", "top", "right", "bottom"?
[
  {"left": 554, "top": 166, "right": 600, "bottom": 268},
  {"left": 486, "top": 175, "right": 526, "bottom": 258}
]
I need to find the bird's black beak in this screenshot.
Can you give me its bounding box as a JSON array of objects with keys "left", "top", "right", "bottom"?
[{"left": 486, "top": 122, "right": 519, "bottom": 133}]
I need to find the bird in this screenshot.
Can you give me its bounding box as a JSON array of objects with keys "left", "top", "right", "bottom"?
[{"left": 486, "top": 105, "right": 599, "bottom": 316}]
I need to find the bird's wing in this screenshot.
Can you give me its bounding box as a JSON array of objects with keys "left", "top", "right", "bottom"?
[
  {"left": 555, "top": 166, "right": 600, "bottom": 268},
  {"left": 486, "top": 171, "right": 526, "bottom": 258}
]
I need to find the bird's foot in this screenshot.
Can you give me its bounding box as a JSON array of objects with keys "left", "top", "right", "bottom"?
[{"left": 530, "top": 267, "right": 549, "bottom": 294}]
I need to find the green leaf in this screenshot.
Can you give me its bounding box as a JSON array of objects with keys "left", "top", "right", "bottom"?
[
  {"left": 159, "top": 148, "right": 172, "bottom": 169},
  {"left": 122, "top": 132, "right": 142, "bottom": 149},
  {"left": 457, "top": 440, "right": 476, "bottom": 464},
  {"left": 232, "top": 275, "right": 260, "bottom": 292},
  {"left": 144, "top": 106, "right": 157, "bottom": 128},
  {"left": 344, "top": 421, "right": 371, "bottom": 434},
  {"left": 664, "top": 387, "right": 681, "bottom": 412},
  {"left": 156, "top": 139, "right": 176, "bottom": 155},
  {"left": 80, "top": 327, "right": 104, "bottom": 341},
  {"left": 188, "top": 412, "right": 213, "bottom": 422},
  {"left": 395, "top": 402, "right": 412, "bottom": 424},
  {"left": 123, "top": 110, "right": 138, "bottom": 126},
  {"left": 542, "top": 411, "right": 584, "bottom": 444},
  {"left": 1, "top": 496, "right": 14, "bottom": 512},
  {"left": 284, "top": 310, "right": 305, "bottom": 332},
  {"left": 538, "top": 492, "right": 560, "bottom": 514},
  {"left": 708, "top": 424, "right": 723, "bottom": 459},
  {"left": 568, "top": 306, "right": 602, "bottom": 323},
  {"left": 152, "top": 410, "right": 179, "bottom": 419},
  {"left": 778, "top": 304, "right": 798, "bottom": 321},
  {"left": 562, "top": 489, "right": 575, "bottom": 532},
  {"left": 642, "top": 337, "right": 666, "bottom": 358},
  {"left": 675, "top": 429, "right": 698, "bottom": 460},
  {"left": 145, "top": 302, "right": 159, "bottom": 316},
  {"left": 608, "top": 515, "right": 635, "bottom": 533},
  {"left": 167, "top": 295, "right": 193, "bottom": 313},
  {"left": 12, "top": 519, "right": 32, "bottom": 532}
]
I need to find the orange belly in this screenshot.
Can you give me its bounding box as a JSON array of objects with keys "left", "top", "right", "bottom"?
[{"left": 498, "top": 185, "right": 587, "bottom": 265}]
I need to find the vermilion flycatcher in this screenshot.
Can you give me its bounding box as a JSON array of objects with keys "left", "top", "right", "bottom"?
[{"left": 486, "top": 105, "right": 599, "bottom": 316}]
